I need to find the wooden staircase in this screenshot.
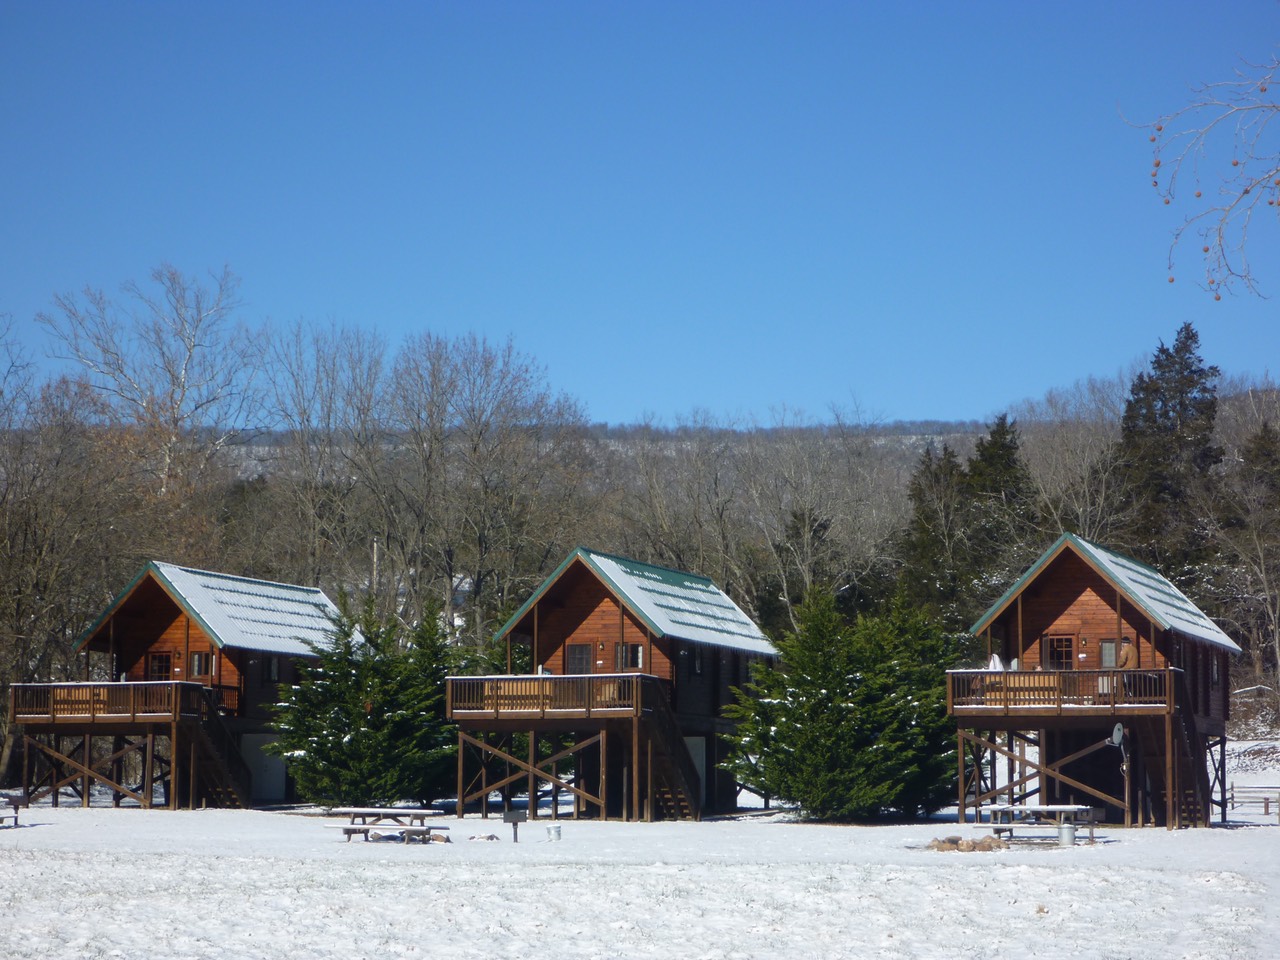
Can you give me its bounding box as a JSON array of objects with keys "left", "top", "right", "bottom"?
[
  {"left": 1134, "top": 704, "right": 1210, "bottom": 829},
  {"left": 181, "top": 690, "right": 252, "bottom": 808},
  {"left": 640, "top": 685, "right": 701, "bottom": 821}
]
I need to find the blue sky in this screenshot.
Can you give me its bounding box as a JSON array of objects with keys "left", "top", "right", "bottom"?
[{"left": 3, "top": 2, "right": 1278, "bottom": 426}]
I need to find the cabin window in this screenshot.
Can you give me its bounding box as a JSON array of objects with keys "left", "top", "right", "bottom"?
[
  {"left": 1099, "top": 640, "right": 1117, "bottom": 669},
  {"left": 693, "top": 645, "right": 703, "bottom": 675},
  {"left": 1212, "top": 655, "right": 1221, "bottom": 687},
  {"left": 190, "top": 651, "right": 212, "bottom": 678},
  {"left": 146, "top": 653, "right": 172, "bottom": 681},
  {"left": 564, "top": 643, "right": 592, "bottom": 675},
  {"left": 1043, "top": 636, "right": 1074, "bottom": 671},
  {"left": 261, "top": 656, "right": 280, "bottom": 685},
  {"left": 615, "top": 643, "right": 643, "bottom": 671}
]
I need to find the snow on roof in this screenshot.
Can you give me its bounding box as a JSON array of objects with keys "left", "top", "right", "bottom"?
[
  {"left": 148, "top": 562, "right": 342, "bottom": 656},
  {"left": 585, "top": 551, "right": 776, "bottom": 657},
  {"left": 1072, "top": 538, "right": 1240, "bottom": 653},
  {"left": 499, "top": 547, "right": 776, "bottom": 658}
]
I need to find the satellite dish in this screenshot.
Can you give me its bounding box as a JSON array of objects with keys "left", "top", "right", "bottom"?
[{"left": 1111, "top": 723, "right": 1125, "bottom": 747}]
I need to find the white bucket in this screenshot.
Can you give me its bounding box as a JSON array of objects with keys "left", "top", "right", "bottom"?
[
  {"left": 547, "top": 824, "right": 562, "bottom": 841},
  {"left": 1058, "top": 822, "right": 1076, "bottom": 847}
]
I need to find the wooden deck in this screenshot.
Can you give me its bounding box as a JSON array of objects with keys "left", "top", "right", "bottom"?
[
  {"left": 447, "top": 673, "right": 650, "bottom": 723},
  {"left": 948, "top": 668, "right": 1174, "bottom": 720},
  {"left": 9, "top": 681, "right": 252, "bottom": 809},
  {"left": 448, "top": 673, "right": 702, "bottom": 822},
  {"left": 8, "top": 681, "right": 222, "bottom": 728}
]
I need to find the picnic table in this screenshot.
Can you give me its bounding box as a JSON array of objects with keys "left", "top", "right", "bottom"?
[
  {"left": 977, "top": 804, "right": 1097, "bottom": 842},
  {"left": 326, "top": 807, "right": 450, "bottom": 844}
]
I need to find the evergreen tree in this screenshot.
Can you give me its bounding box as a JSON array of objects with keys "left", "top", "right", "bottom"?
[
  {"left": 723, "top": 590, "right": 957, "bottom": 821},
  {"left": 1118, "top": 322, "right": 1222, "bottom": 581},
  {"left": 267, "top": 598, "right": 456, "bottom": 805},
  {"left": 900, "top": 443, "right": 969, "bottom": 624},
  {"left": 899, "top": 417, "right": 1039, "bottom": 635},
  {"left": 962, "top": 414, "right": 1040, "bottom": 611}
]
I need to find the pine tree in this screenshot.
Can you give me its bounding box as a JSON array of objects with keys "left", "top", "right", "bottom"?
[
  {"left": 723, "top": 590, "right": 957, "bottom": 821},
  {"left": 267, "top": 598, "right": 456, "bottom": 805},
  {"left": 962, "top": 414, "right": 1039, "bottom": 607},
  {"left": 899, "top": 418, "right": 1039, "bottom": 634},
  {"left": 900, "top": 443, "right": 969, "bottom": 624},
  {"left": 1118, "top": 322, "right": 1222, "bottom": 581}
]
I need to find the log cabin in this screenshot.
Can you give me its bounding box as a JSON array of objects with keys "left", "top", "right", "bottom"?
[
  {"left": 949, "top": 533, "right": 1240, "bottom": 828},
  {"left": 448, "top": 547, "right": 777, "bottom": 821},
  {"left": 7, "top": 561, "right": 343, "bottom": 809}
]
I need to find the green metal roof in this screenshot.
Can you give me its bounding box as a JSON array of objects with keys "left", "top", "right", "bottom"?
[
  {"left": 76, "top": 561, "right": 343, "bottom": 656},
  {"left": 970, "top": 533, "right": 1239, "bottom": 653},
  {"left": 496, "top": 547, "right": 776, "bottom": 656}
]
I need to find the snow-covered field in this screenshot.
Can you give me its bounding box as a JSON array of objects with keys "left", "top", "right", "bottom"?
[{"left": 3, "top": 750, "right": 1279, "bottom": 960}]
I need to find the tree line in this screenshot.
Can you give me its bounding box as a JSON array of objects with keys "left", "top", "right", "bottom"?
[{"left": 3, "top": 265, "right": 1280, "bottom": 777}]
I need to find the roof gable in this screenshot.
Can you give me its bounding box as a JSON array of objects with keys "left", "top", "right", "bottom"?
[
  {"left": 498, "top": 548, "right": 776, "bottom": 657},
  {"left": 78, "top": 562, "right": 344, "bottom": 657},
  {"left": 971, "top": 534, "right": 1239, "bottom": 654}
]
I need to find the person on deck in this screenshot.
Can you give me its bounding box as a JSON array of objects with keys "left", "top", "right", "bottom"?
[
  {"left": 1117, "top": 637, "right": 1137, "bottom": 697},
  {"left": 1117, "top": 637, "right": 1137, "bottom": 669}
]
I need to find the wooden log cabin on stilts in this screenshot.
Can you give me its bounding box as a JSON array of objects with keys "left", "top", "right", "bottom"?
[
  {"left": 6, "top": 562, "right": 343, "bottom": 809},
  {"left": 948, "top": 534, "right": 1239, "bottom": 828},
  {"left": 447, "top": 548, "right": 777, "bottom": 822}
]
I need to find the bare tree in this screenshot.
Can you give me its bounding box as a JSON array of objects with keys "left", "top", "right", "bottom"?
[
  {"left": 1148, "top": 56, "right": 1280, "bottom": 296},
  {"left": 620, "top": 411, "right": 749, "bottom": 588},
  {"left": 0, "top": 367, "right": 146, "bottom": 782},
  {"left": 1012, "top": 373, "right": 1136, "bottom": 543},
  {"left": 37, "top": 264, "right": 264, "bottom": 497},
  {"left": 263, "top": 321, "right": 377, "bottom": 592}
]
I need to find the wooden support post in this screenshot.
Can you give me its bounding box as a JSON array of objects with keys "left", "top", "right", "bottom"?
[
  {"left": 81, "top": 734, "right": 91, "bottom": 807},
  {"left": 1165, "top": 714, "right": 1174, "bottom": 830},
  {"left": 456, "top": 731, "right": 465, "bottom": 820},
  {"left": 170, "top": 723, "right": 179, "bottom": 811},
  {"left": 527, "top": 730, "right": 537, "bottom": 820},
  {"left": 956, "top": 731, "right": 966, "bottom": 824},
  {"left": 1218, "top": 737, "right": 1228, "bottom": 826},
  {"left": 481, "top": 733, "right": 489, "bottom": 819},
  {"left": 112, "top": 736, "right": 123, "bottom": 808},
  {"left": 1123, "top": 725, "right": 1132, "bottom": 828},
  {"left": 646, "top": 736, "right": 654, "bottom": 823},
  {"left": 600, "top": 726, "right": 608, "bottom": 820},
  {"left": 632, "top": 717, "right": 640, "bottom": 823},
  {"left": 143, "top": 731, "right": 155, "bottom": 809},
  {"left": 189, "top": 738, "right": 198, "bottom": 809}
]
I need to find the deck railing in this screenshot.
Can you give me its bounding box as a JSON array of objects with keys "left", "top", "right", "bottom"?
[
  {"left": 9, "top": 682, "right": 213, "bottom": 725},
  {"left": 447, "top": 673, "right": 664, "bottom": 720},
  {"left": 947, "top": 669, "right": 1174, "bottom": 715}
]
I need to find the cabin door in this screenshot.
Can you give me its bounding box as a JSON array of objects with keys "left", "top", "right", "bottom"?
[
  {"left": 146, "top": 653, "right": 172, "bottom": 681},
  {"left": 1043, "top": 635, "right": 1076, "bottom": 671},
  {"left": 564, "top": 643, "right": 592, "bottom": 675}
]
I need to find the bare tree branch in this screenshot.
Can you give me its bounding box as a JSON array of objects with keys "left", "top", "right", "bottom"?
[{"left": 1148, "top": 56, "right": 1280, "bottom": 297}]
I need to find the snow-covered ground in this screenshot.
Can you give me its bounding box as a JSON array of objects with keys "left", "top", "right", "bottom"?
[{"left": 3, "top": 749, "right": 1279, "bottom": 960}]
